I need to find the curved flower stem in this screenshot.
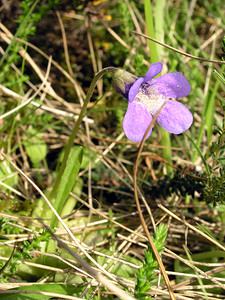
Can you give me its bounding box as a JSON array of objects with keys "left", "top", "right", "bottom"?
[
  {"left": 133, "top": 104, "right": 176, "bottom": 300},
  {"left": 50, "top": 67, "right": 117, "bottom": 207}
]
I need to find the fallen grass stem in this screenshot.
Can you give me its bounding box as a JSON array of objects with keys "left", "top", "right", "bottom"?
[
  {"left": 158, "top": 204, "right": 225, "bottom": 252},
  {"left": 40, "top": 222, "right": 136, "bottom": 300}
]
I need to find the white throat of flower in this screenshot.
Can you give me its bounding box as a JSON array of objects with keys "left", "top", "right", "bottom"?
[{"left": 135, "top": 86, "right": 168, "bottom": 115}]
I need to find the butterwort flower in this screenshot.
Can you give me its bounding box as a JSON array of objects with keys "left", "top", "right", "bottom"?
[{"left": 114, "top": 62, "right": 193, "bottom": 142}]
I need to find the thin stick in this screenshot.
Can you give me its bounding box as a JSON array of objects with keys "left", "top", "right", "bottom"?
[
  {"left": 56, "top": 11, "right": 74, "bottom": 77},
  {"left": 0, "top": 84, "right": 93, "bottom": 124},
  {"left": 133, "top": 31, "right": 225, "bottom": 64}
]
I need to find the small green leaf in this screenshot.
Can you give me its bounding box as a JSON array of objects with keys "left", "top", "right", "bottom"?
[
  {"left": 0, "top": 160, "right": 18, "bottom": 188},
  {"left": 23, "top": 128, "right": 47, "bottom": 165},
  {"left": 81, "top": 147, "right": 97, "bottom": 169}
]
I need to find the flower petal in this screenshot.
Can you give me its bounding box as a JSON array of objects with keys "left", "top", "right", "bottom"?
[
  {"left": 144, "top": 62, "right": 163, "bottom": 82},
  {"left": 157, "top": 100, "right": 193, "bottom": 134},
  {"left": 128, "top": 77, "right": 144, "bottom": 102},
  {"left": 150, "top": 72, "right": 191, "bottom": 98},
  {"left": 123, "top": 101, "right": 153, "bottom": 142}
]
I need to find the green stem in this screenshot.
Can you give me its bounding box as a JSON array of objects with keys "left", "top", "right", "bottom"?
[
  {"left": 144, "top": 0, "right": 173, "bottom": 174},
  {"left": 49, "top": 67, "right": 117, "bottom": 202}
]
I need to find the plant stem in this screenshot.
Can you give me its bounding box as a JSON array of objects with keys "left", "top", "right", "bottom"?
[{"left": 49, "top": 67, "right": 117, "bottom": 202}]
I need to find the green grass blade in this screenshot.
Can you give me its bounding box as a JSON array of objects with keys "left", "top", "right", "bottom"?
[
  {"left": 50, "top": 146, "right": 83, "bottom": 229},
  {"left": 187, "top": 135, "right": 211, "bottom": 176},
  {"left": 144, "top": 0, "right": 158, "bottom": 62},
  {"left": 193, "top": 66, "right": 224, "bottom": 161},
  {"left": 144, "top": 0, "right": 172, "bottom": 174}
]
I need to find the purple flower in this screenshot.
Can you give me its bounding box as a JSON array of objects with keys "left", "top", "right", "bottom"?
[{"left": 120, "top": 62, "right": 193, "bottom": 142}]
